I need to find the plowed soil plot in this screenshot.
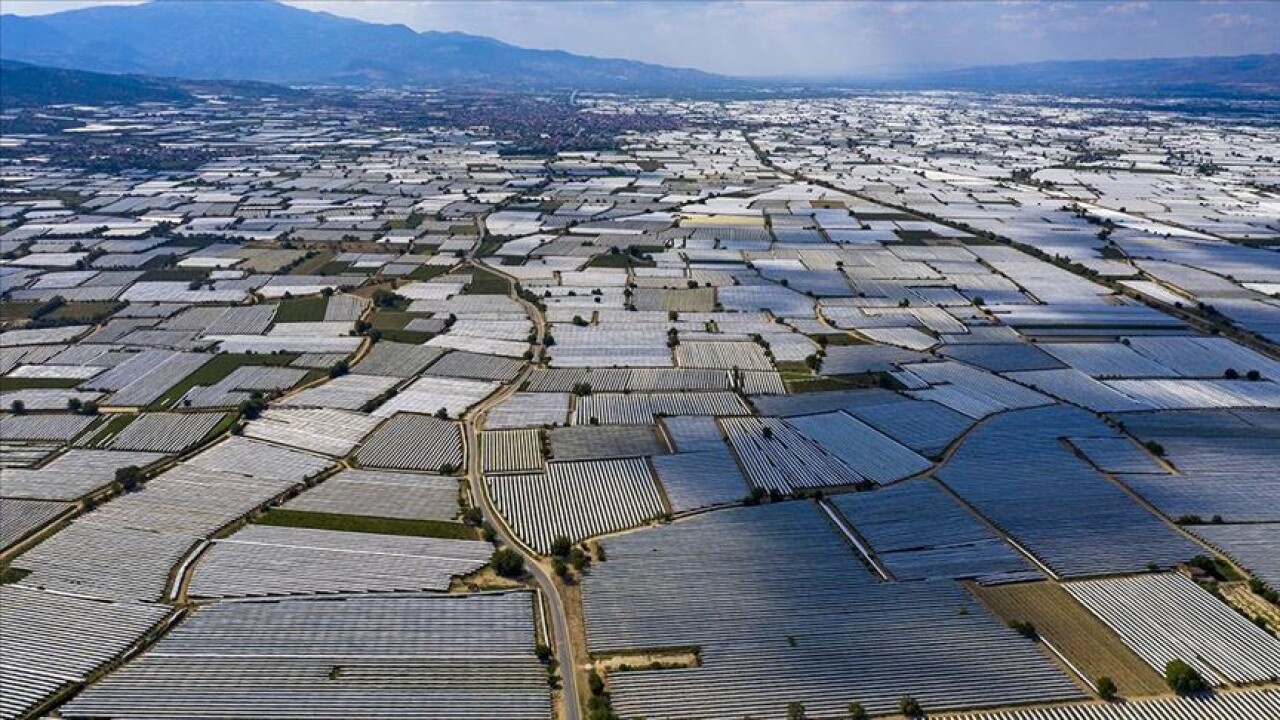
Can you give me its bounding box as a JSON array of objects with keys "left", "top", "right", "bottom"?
[{"left": 969, "top": 580, "right": 1167, "bottom": 698}]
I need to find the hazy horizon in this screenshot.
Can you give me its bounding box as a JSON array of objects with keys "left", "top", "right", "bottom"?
[{"left": 3, "top": 0, "right": 1278, "bottom": 77}]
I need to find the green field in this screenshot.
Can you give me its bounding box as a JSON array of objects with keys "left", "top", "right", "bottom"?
[
  {"left": 273, "top": 296, "right": 328, "bottom": 322},
  {"left": 0, "top": 376, "right": 86, "bottom": 392},
  {"left": 257, "top": 508, "right": 478, "bottom": 540},
  {"left": 465, "top": 265, "right": 510, "bottom": 295}
]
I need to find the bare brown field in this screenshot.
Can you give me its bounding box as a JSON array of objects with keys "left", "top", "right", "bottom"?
[{"left": 970, "top": 580, "right": 1167, "bottom": 698}]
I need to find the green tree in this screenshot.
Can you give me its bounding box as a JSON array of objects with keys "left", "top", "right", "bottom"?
[
  {"left": 490, "top": 548, "right": 525, "bottom": 578},
  {"left": 588, "top": 669, "right": 605, "bottom": 696},
  {"left": 10, "top": 399, "right": 25, "bottom": 415},
  {"left": 1165, "top": 659, "right": 1208, "bottom": 694},
  {"left": 550, "top": 535, "right": 572, "bottom": 559},
  {"left": 899, "top": 695, "right": 924, "bottom": 718},
  {"left": 846, "top": 702, "right": 869, "bottom": 720},
  {"left": 115, "top": 465, "right": 143, "bottom": 492},
  {"left": 1096, "top": 676, "right": 1117, "bottom": 701}
]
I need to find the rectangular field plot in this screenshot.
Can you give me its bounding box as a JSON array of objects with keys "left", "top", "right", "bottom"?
[
  {"left": 60, "top": 593, "right": 552, "bottom": 720},
  {"left": 831, "top": 480, "right": 1038, "bottom": 583},
  {"left": 188, "top": 525, "right": 490, "bottom": 598},
  {"left": 0, "top": 498, "right": 70, "bottom": 552},
  {"left": 105, "top": 411, "right": 225, "bottom": 453},
  {"left": 1, "top": 586, "right": 173, "bottom": 720},
  {"left": 652, "top": 448, "right": 748, "bottom": 512},
  {"left": 786, "top": 411, "right": 932, "bottom": 483},
  {"left": 1115, "top": 433, "right": 1280, "bottom": 522},
  {"left": 1065, "top": 573, "right": 1280, "bottom": 685},
  {"left": 572, "top": 391, "right": 748, "bottom": 425},
  {"left": 584, "top": 502, "right": 1083, "bottom": 719},
  {"left": 352, "top": 341, "right": 444, "bottom": 378},
  {"left": 936, "top": 406, "right": 1201, "bottom": 578},
  {"left": 485, "top": 392, "right": 570, "bottom": 429},
  {"left": 548, "top": 424, "right": 666, "bottom": 461},
  {"left": 356, "top": 413, "right": 463, "bottom": 472},
  {"left": 243, "top": 407, "right": 381, "bottom": 457},
  {"left": 372, "top": 376, "right": 500, "bottom": 419},
  {"left": 721, "top": 416, "right": 864, "bottom": 492},
  {"left": 11, "top": 521, "right": 196, "bottom": 601},
  {"left": 486, "top": 457, "right": 665, "bottom": 552},
  {"left": 283, "top": 469, "right": 459, "bottom": 522},
  {"left": 970, "top": 581, "right": 1167, "bottom": 698},
  {"left": 281, "top": 373, "right": 400, "bottom": 411},
  {"left": 0, "top": 449, "right": 167, "bottom": 500},
  {"left": 481, "top": 428, "right": 543, "bottom": 474}
]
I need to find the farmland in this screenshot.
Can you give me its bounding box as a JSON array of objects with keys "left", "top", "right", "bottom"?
[
  {"left": 970, "top": 581, "right": 1168, "bottom": 697},
  {"left": 3, "top": 81, "right": 1280, "bottom": 720}
]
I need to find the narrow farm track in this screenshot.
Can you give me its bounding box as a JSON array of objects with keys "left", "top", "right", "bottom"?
[{"left": 460, "top": 235, "right": 581, "bottom": 720}]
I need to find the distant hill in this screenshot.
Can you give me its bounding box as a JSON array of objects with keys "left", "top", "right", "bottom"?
[
  {"left": 889, "top": 54, "right": 1280, "bottom": 99},
  {"left": 0, "top": 59, "right": 192, "bottom": 106},
  {"left": 0, "top": 0, "right": 730, "bottom": 91}
]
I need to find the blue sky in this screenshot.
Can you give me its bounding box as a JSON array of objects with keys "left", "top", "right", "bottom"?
[{"left": 5, "top": 0, "right": 1278, "bottom": 76}]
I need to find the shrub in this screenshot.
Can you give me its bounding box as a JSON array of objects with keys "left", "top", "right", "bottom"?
[
  {"left": 1009, "top": 620, "right": 1038, "bottom": 639},
  {"left": 786, "top": 701, "right": 807, "bottom": 720},
  {"left": 490, "top": 548, "right": 525, "bottom": 578},
  {"left": 899, "top": 695, "right": 924, "bottom": 718},
  {"left": 1096, "top": 675, "right": 1117, "bottom": 701},
  {"left": 114, "top": 465, "right": 143, "bottom": 492},
  {"left": 846, "top": 702, "right": 869, "bottom": 720},
  {"left": 550, "top": 535, "right": 572, "bottom": 558},
  {"left": 1165, "top": 658, "right": 1208, "bottom": 694}
]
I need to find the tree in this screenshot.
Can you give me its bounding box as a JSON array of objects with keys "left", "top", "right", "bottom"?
[
  {"left": 534, "top": 643, "right": 553, "bottom": 662},
  {"left": 490, "top": 548, "right": 525, "bottom": 578},
  {"left": 552, "top": 557, "right": 569, "bottom": 579},
  {"left": 1223, "top": 368, "right": 1239, "bottom": 380},
  {"left": 115, "top": 465, "right": 143, "bottom": 492},
  {"left": 570, "top": 546, "right": 589, "bottom": 571},
  {"left": 899, "top": 695, "right": 924, "bottom": 718},
  {"left": 1247, "top": 369, "right": 1262, "bottom": 381},
  {"left": 9, "top": 399, "right": 25, "bottom": 415},
  {"left": 80, "top": 400, "right": 99, "bottom": 416},
  {"left": 786, "top": 701, "right": 807, "bottom": 720},
  {"left": 588, "top": 669, "right": 605, "bottom": 696},
  {"left": 1144, "top": 440, "right": 1165, "bottom": 457},
  {"left": 1165, "top": 659, "right": 1208, "bottom": 694},
  {"left": 328, "top": 360, "right": 349, "bottom": 378},
  {"left": 1096, "top": 676, "right": 1117, "bottom": 701},
  {"left": 846, "top": 702, "right": 869, "bottom": 720},
  {"left": 67, "top": 397, "right": 83, "bottom": 412},
  {"left": 462, "top": 507, "right": 483, "bottom": 526},
  {"left": 550, "top": 535, "right": 572, "bottom": 559}
]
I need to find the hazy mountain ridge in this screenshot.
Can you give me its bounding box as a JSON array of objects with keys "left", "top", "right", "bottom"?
[
  {"left": 892, "top": 54, "right": 1280, "bottom": 99},
  {"left": 0, "top": 0, "right": 729, "bottom": 90},
  {"left": 1, "top": 0, "right": 1273, "bottom": 98}
]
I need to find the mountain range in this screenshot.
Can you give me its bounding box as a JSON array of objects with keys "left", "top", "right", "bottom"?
[
  {"left": 0, "top": 0, "right": 726, "bottom": 91},
  {"left": 1, "top": 0, "right": 1275, "bottom": 99}
]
